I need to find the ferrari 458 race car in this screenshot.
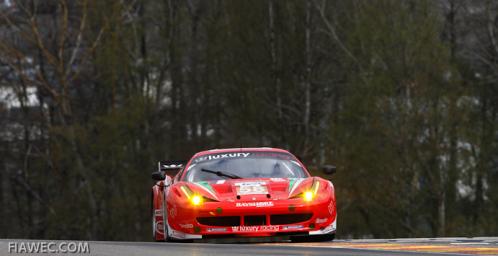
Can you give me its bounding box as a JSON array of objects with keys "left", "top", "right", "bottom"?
[{"left": 151, "top": 148, "right": 337, "bottom": 242}]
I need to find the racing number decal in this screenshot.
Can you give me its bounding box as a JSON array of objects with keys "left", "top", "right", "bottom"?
[{"left": 236, "top": 182, "right": 268, "bottom": 195}]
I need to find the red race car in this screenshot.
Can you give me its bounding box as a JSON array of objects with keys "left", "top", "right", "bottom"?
[{"left": 151, "top": 148, "right": 337, "bottom": 242}]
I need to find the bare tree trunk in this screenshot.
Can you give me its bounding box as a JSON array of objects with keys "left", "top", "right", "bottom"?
[
  {"left": 302, "top": 0, "right": 312, "bottom": 154},
  {"left": 268, "top": 0, "right": 282, "bottom": 121},
  {"left": 58, "top": 100, "right": 99, "bottom": 239},
  {"left": 0, "top": 147, "right": 4, "bottom": 236},
  {"left": 472, "top": 97, "right": 491, "bottom": 229},
  {"left": 186, "top": 0, "right": 202, "bottom": 147},
  {"left": 165, "top": 0, "right": 182, "bottom": 156},
  {"left": 437, "top": 171, "right": 446, "bottom": 236},
  {"left": 444, "top": 0, "right": 458, "bottom": 236},
  {"left": 486, "top": 0, "right": 498, "bottom": 56}
]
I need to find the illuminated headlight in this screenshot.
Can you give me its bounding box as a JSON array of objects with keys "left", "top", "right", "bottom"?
[
  {"left": 191, "top": 195, "right": 203, "bottom": 206},
  {"left": 181, "top": 185, "right": 203, "bottom": 206},
  {"left": 302, "top": 180, "right": 320, "bottom": 202},
  {"left": 303, "top": 191, "right": 314, "bottom": 202}
]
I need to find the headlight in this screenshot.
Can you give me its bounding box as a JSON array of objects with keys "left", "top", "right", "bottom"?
[
  {"left": 302, "top": 180, "right": 320, "bottom": 202},
  {"left": 303, "top": 191, "right": 314, "bottom": 202},
  {"left": 180, "top": 185, "right": 206, "bottom": 206},
  {"left": 191, "top": 195, "right": 203, "bottom": 206}
]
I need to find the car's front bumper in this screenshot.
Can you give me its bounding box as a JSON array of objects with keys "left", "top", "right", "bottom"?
[{"left": 166, "top": 198, "right": 337, "bottom": 240}]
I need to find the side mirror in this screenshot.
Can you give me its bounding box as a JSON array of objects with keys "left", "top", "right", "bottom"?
[
  {"left": 151, "top": 171, "right": 165, "bottom": 181},
  {"left": 322, "top": 165, "right": 337, "bottom": 175}
]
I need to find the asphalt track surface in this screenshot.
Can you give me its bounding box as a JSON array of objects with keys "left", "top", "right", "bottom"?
[{"left": 1, "top": 237, "right": 498, "bottom": 256}]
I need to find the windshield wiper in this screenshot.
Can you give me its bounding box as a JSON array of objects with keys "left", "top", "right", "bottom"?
[{"left": 201, "top": 168, "right": 242, "bottom": 179}]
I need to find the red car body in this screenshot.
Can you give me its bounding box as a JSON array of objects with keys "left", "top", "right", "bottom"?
[{"left": 151, "top": 148, "right": 337, "bottom": 241}]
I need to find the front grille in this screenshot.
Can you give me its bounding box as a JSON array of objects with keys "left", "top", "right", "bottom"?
[
  {"left": 197, "top": 216, "right": 240, "bottom": 226},
  {"left": 244, "top": 215, "right": 266, "bottom": 226},
  {"left": 198, "top": 213, "right": 312, "bottom": 227},
  {"left": 270, "top": 213, "right": 313, "bottom": 225}
]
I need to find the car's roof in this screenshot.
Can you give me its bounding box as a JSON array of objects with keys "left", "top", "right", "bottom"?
[{"left": 192, "top": 147, "right": 291, "bottom": 157}]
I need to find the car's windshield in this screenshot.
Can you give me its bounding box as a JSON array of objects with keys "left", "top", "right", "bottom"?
[{"left": 183, "top": 151, "right": 308, "bottom": 182}]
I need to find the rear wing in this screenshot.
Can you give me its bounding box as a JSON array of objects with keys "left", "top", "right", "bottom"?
[{"left": 158, "top": 160, "right": 186, "bottom": 177}]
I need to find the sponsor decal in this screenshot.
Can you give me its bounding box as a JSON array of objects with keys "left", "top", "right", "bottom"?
[
  {"left": 156, "top": 221, "right": 164, "bottom": 233},
  {"left": 216, "top": 180, "right": 226, "bottom": 184},
  {"left": 235, "top": 181, "right": 268, "bottom": 195},
  {"left": 282, "top": 225, "right": 303, "bottom": 230},
  {"left": 207, "top": 227, "right": 227, "bottom": 232},
  {"left": 179, "top": 223, "right": 193, "bottom": 229},
  {"left": 316, "top": 218, "right": 328, "bottom": 224},
  {"left": 234, "top": 181, "right": 266, "bottom": 186},
  {"left": 169, "top": 205, "right": 177, "bottom": 218},
  {"left": 328, "top": 201, "right": 334, "bottom": 214},
  {"left": 154, "top": 209, "right": 163, "bottom": 216},
  {"left": 235, "top": 201, "right": 274, "bottom": 207},
  {"left": 232, "top": 225, "right": 279, "bottom": 232},
  {"left": 194, "top": 153, "right": 251, "bottom": 163}
]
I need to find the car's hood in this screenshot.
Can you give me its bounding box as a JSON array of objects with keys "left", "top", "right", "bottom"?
[{"left": 189, "top": 177, "right": 312, "bottom": 201}]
